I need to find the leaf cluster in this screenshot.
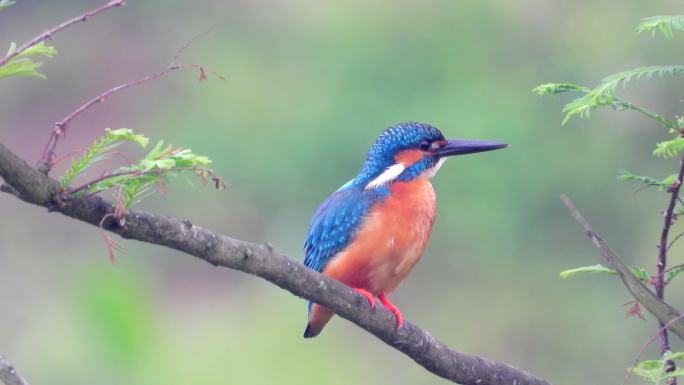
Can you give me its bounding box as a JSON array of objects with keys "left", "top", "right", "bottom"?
[
  {"left": 543, "top": 16, "right": 684, "bottom": 382},
  {"left": 637, "top": 15, "right": 684, "bottom": 39},
  {"left": 536, "top": 15, "right": 684, "bottom": 229},
  {"left": 0, "top": 41, "right": 57, "bottom": 79},
  {"left": 631, "top": 351, "right": 684, "bottom": 385},
  {"left": 62, "top": 128, "right": 221, "bottom": 210}
]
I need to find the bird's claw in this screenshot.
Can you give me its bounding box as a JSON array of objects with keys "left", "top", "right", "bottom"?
[
  {"left": 353, "top": 287, "right": 376, "bottom": 309},
  {"left": 378, "top": 293, "right": 404, "bottom": 329}
]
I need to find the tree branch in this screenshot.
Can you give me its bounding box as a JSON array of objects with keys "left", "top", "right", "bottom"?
[
  {"left": 0, "top": 141, "right": 552, "bottom": 385},
  {"left": 38, "top": 31, "right": 214, "bottom": 173},
  {"left": 0, "top": 354, "right": 29, "bottom": 385},
  {"left": 560, "top": 194, "right": 684, "bottom": 340},
  {"left": 655, "top": 151, "right": 684, "bottom": 383},
  {"left": 0, "top": 0, "right": 126, "bottom": 68}
]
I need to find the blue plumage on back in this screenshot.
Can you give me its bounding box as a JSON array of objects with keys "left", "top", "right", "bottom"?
[{"left": 303, "top": 185, "right": 388, "bottom": 273}]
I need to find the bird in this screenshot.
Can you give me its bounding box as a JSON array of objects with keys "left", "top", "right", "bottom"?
[{"left": 302, "top": 122, "right": 507, "bottom": 338}]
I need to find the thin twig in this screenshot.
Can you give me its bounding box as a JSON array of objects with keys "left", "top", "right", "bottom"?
[
  {"left": 0, "top": 0, "right": 126, "bottom": 69},
  {"left": 665, "top": 263, "right": 684, "bottom": 275},
  {"left": 613, "top": 98, "right": 678, "bottom": 130},
  {"left": 67, "top": 166, "right": 222, "bottom": 196},
  {"left": 38, "top": 32, "right": 215, "bottom": 173},
  {"left": 0, "top": 354, "right": 30, "bottom": 385},
  {"left": 171, "top": 30, "right": 211, "bottom": 65},
  {"left": 68, "top": 170, "right": 142, "bottom": 195},
  {"left": 667, "top": 231, "right": 684, "bottom": 251}
]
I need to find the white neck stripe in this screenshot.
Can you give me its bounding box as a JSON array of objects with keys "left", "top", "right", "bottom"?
[{"left": 365, "top": 163, "right": 405, "bottom": 189}]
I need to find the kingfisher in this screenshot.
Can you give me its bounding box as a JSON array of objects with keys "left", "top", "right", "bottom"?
[{"left": 302, "top": 122, "right": 507, "bottom": 338}]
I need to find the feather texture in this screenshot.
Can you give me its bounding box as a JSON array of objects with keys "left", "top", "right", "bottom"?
[{"left": 303, "top": 186, "right": 389, "bottom": 273}]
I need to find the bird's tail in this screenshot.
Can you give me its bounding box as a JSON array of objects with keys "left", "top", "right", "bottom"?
[{"left": 303, "top": 303, "right": 334, "bottom": 338}]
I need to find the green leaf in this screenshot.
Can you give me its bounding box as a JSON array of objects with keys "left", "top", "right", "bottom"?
[
  {"left": 617, "top": 169, "right": 676, "bottom": 190},
  {"left": 632, "top": 266, "right": 651, "bottom": 282},
  {"left": 0, "top": 41, "right": 58, "bottom": 79},
  {"left": 105, "top": 128, "right": 149, "bottom": 148},
  {"left": 632, "top": 366, "right": 661, "bottom": 384},
  {"left": 629, "top": 352, "right": 684, "bottom": 384},
  {"left": 532, "top": 83, "right": 589, "bottom": 96},
  {"left": 654, "top": 137, "right": 684, "bottom": 158},
  {"left": 637, "top": 359, "right": 663, "bottom": 370},
  {"left": 68, "top": 133, "right": 219, "bottom": 209},
  {"left": 664, "top": 351, "right": 684, "bottom": 361},
  {"left": 15, "top": 41, "right": 58, "bottom": 59},
  {"left": 637, "top": 15, "right": 684, "bottom": 39},
  {"left": 667, "top": 265, "right": 684, "bottom": 282},
  {"left": 0, "top": 0, "right": 15, "bottom": 12},
  {"left": 559, "top": 264, "right": 616, "bottom": 279}
]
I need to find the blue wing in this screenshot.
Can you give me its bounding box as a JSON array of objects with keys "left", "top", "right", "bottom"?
[{"left": 303, "top": 185, "right": 388, "bottom": 273}]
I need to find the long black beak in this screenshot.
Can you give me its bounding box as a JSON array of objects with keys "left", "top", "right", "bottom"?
[{"left": 433, "top": 139, "right": 508, "bottom": 158}]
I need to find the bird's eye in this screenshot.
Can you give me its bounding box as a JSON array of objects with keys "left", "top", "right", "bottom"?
[{"left": 418, "top": 140, "right": 431, "bottom": 151}]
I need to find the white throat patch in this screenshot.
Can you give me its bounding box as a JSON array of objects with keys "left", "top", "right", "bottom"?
[
  {"left": 424, "top": 158, "right": 446, "bottom": 179},
  {"left": 365, "top": 163, "right": 406, "bottom": 189}
]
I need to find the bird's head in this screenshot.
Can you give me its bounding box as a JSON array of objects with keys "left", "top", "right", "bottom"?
[{"left": 351, "top": 122, "right": 507, "bottom": 190}]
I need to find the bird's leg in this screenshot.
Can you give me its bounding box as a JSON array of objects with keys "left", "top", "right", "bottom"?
[
  {"left": 353, "top": 288, "right": 376, "bottom": 309},
  {"left": 378, "top": 293, "right": 403, "bottom": 328}
]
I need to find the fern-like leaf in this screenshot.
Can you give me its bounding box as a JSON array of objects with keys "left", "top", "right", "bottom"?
[
  {"left": 617, "top": 169, "right": 677, "bottom": 190},
  {"left": 637, "top": 15, "right": 684, "bottom": 39},
  {"left": 561, "top": 66, "right": 684, "bottom": 124},
  {"left": 654, "top": 137, "right": 684, "bottom": 158},
  {"left": 61, "top": 128, "right": 149, "bottom": 188}
]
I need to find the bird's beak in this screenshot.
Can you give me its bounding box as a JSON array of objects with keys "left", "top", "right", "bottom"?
[{"left": 433, "top": 139, "right": 508, "bottom": 158}]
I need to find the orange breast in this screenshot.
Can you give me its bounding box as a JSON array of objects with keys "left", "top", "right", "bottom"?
[{"left": 322, "top": 177, "right": 436, "bottom": 294}]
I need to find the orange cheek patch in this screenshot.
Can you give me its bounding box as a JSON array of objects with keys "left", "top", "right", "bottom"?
[{"left": 394, "top": 149, "right": 424, "bottom": 167}]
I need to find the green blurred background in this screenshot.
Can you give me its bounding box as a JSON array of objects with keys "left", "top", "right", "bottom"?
[{"left": 1, "top": 1, "right": 683, "bottom": 384}]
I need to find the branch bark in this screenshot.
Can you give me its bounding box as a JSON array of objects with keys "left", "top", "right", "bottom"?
[
  {"left": 0, "top": 142, "right": 552, "bottom": 385},
  {"left": 560, "top": 194, "right": 684, "bottom": 340},
  {"left": 0, "top": 355, "right": 29, "bottom": 385}
]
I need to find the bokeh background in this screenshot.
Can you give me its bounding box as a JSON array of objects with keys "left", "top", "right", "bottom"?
[{"left": 1, "top": 1, "right": 683, "bottom": 384}]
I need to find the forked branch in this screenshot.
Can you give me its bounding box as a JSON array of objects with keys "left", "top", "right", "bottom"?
[{"left": 38, "top": 30, "right": 217, "bottom": 173}]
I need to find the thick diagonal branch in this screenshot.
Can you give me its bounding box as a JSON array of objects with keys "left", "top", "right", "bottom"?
[
  {"left": 560, "top": 194, "right": 684, "bottom": 340},
  {"left": 0, "top": 142, "right": 551, "bottom": 385},
  {"left": 0, "top": 354, "right": 29, "bottom": 385}
]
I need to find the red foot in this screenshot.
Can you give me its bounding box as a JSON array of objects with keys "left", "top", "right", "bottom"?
[
  {"left": 378, "top": 293, "right": 403, "bottom": 328},
  {"left": 353, "top": 288, "right": 376, "bottom": 309}
]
